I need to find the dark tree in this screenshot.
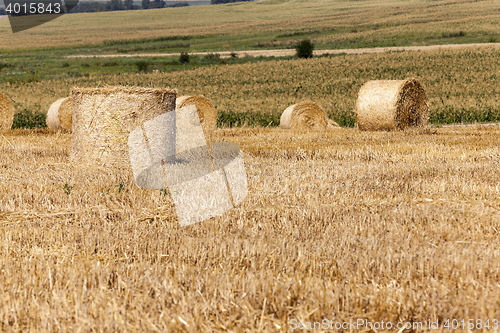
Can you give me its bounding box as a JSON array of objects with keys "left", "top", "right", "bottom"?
[
  {"left": 135, "top": 61, "right": 149, "bottom": 72},
  {"left": 168, "top": 1, "right": 189, "bottom": 7},
  {"left": 296, "top": 39, "right": 314, "bottom": 59},
  {"left": 179, "top": 52, "right": 190, "bottom": 64},
  {"left": 106, "top": 0, "right": 124, "bottom": 10},
  {"left": 71, "top": 0, "right": 139, "bottom": 11},
  {"left": 141, "top": 0, "right": 150, "bottom": 9},
  {"left": 124, "top": 0, "right": 134, "bottom": 9},
  {"left": 70, "top": 2, "right": 106, "bottom": 12},
  {"left": 149, "top": 0, "right": 165, "bottom": 8}
]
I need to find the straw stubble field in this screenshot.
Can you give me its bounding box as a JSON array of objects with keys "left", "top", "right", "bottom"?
[{"left": 1, "top": 124, "right": 500, "bottom": 331}]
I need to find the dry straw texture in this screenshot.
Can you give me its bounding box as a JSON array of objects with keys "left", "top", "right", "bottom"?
[
  {"left": 0, "top": 92, "right": 15, "bottom": 132},
  {"left": 2, "top": 126, "right": 500, "bottom": 331},
  {"left": 70, "top": 86, "right": 176, "bottom": 170},
  {"left": 46, "top": 98, "right": 65, "bottom": 129},
  {"left": 355, "top": 78, "right": 429, "bottom": 131},
  {"left": 59, "top": 97, "right": 73, "bottom": 130},
  {"left": 176, "top": 95, "right": 217, "bottom": 135},
  {"left": 46, "top": 97, "right": 73, "bottom": 131},
  {"left": 280, "top": 101, "right": 339, "bottom": 130}
]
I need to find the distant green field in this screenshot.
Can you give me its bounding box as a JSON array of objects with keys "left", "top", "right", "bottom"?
[{"left": 0, "top": 0, "right": 498, "bottom": 52}]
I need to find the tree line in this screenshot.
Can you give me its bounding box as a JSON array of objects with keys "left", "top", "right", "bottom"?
[
  {"left": 210, "top": 0, "right": 252, "bottom": 3},
  {"left": 70, "top": 0, "right": 189, "bottom": 12},
  {"left": 0, "top": 0, "right": 253, "bottom": 15}
]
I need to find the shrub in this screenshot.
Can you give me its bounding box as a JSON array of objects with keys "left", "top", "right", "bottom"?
[
  {"left": 135, "top": 61, "right": 149, "bottom": 72},
  {"left": 179, "top": 52, "right": 190, "bottom": 64},
  {"left": 7, "top": 75, "right": 40, "bottom": 85},
  {"left": 204, "top": 53, "right": 220, "bottom": 60},
  {"left": 442, "top": 31, "right": 466, "bottom": 38},
  {"left": 12, "top": 109, "right": 46, "bottom": 129},
  {"left": 296, "top": 39, "right": 314, "bottom": 59},
  {"left": 333, "top": 110, "right": 356, "bottom": 128},
  {"left": 103, "top": 61, "right": 119, "bottom": 67},
  {"left": 217, "top": 110, "right": 280, "bottom": 128}
]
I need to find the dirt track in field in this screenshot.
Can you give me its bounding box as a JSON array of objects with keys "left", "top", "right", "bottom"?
[{"left": 66, "top": 42, "right": 500, "bottom": 59}]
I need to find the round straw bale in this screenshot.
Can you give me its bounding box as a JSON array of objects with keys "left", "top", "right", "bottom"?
[
  {"left": 47, "top": 97, "right": 73, "bottom": 130},
  {"left": 70, "top": 86, "right": 177, "bottom": 170},
  {"left": 327, "top": 118, "right": 340, "bottom": 128},
  {"left": 355, "top": 78, "right": 429, "bottom": 131},
  {"left": 176, "top": 95, "right": 217, "bottom": 134},
  {"left": 280, "top": 101, "right": 339, "bottom": 130},
  {"left": 47, "top": 98, "right": 65, "bottom": 129},
  {"left": 0, "top": 92, "right": 15, "bottom": 132},
  {"left": 59, "top": 97, "right": 73, "bottom": 131}
]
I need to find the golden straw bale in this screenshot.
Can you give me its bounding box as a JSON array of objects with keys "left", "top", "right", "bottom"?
[
  {"left": 70, "top": 86, "right": 177, "bottom": 170},
  {"left": 280, "top": 101, "right": 339, "bottom": 130},
  {"left": 176, "top": 95, "right": 217, "bottom": 135},
  {"left": 327, "top": 118, "right": 340, "bottom": 128},
  {"left": 355, "top": 78, "right": 429, "bottom": 131},
  {"left": 47, "top": 98, "right": 65, "bottom": 129},
  {"left": 47, "top": 97, "right": 73, "bottom": 131},
  {"left": 0, "top": 92, "right": 15, "bottom": 132},
  {"left": 59, "top": 97, "right": 73, "bottom": 131}
]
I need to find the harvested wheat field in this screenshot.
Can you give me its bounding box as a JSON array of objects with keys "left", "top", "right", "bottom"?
[{"left": 1, "top": 125, "right": 500, "bottom": 331}]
